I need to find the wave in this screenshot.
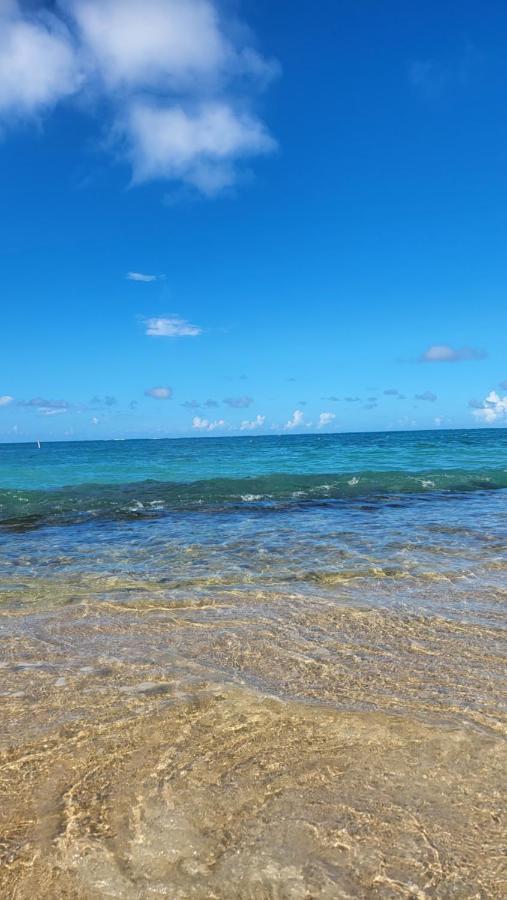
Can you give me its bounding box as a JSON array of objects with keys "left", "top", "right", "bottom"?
[{"left": 1, "top": 468, "right": 506, "bottom": 530}]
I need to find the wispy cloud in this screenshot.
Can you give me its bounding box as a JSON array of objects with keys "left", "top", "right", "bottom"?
[
  {"left": 144, "top": 315, "right": 202, "bottom": 337},
  {"left": 223, "top": 395, "right": 253, "bottom": 408},
  {"left": 415, "top": 390, "right": 437, "bottom": 402},
  {"left": 410, "top": 47, "right": 481, "bottom": 101},
  {"left": 144, "top": 386, "right": 172, "bottom": 399},
  {"left": 409, "top": 60, "right": 447, "bottom": 100},
  {"left": 0, "top": 0, "right": 278, "bottom": 196},
  {"left": 240, "top": 414, "right": 265, "bottom": 431},
  {"left": 318, "top": 412, "right": 335, "bottom": 427},
  {"left": 420, "top": 345, "right": 486, "bottom": 363},
  {"left": 19, "top": 397, "right": 71, "bottom": 416},
  {"left": 192, "top": 415, "right": 225, "bottom": 431},
  {"left": 90, "top": 395, "right": 117, "bottom": 407},
  {"left": 0, "top": 395, "right": 14, "bottom": 407},
  {"left": 127, "top": 272, "right": 162, "bottom": 282},
  {"left": 181, "top": 398, "right": 219, "bottom": 409},
  {"left": 472, "top": 390, "right": 507, "bottom": 424}
]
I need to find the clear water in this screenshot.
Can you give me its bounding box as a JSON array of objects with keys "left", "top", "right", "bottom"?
[{"left": 1, "top": 430, "right": 506, "bottom": 897}]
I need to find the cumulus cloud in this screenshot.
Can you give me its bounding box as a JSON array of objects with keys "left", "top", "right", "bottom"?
[
  {"left": 0, "top": 395, "right": 14, "bottom": 407},
  {"left": 0, "top": 0, "right": 277, "bottom": 195},
  {"left": 127, "top": 272, "right": 161, "bottom": 282},
  {"left": 192, "top": 415, "right": 225, "bottom": 431},
  {"left": 144, "top": 315, "right": 202, "bottom": 336},
  {"left": 124, "top": 101, "right": 275, "bottom": 194},
  {"left": 284, "top": 409, "right": 305, "bottom": 430},
  {"left": 420, "top": 345, "right": 486, "bottom": 363},
  {"left": 318, "top": 412, "right": 335, "bottom": 427},
  {"left": 0, "top": 2, "right": 82, "bottom": 118},
  {"left": 415, "top": 390, "right": 437, "bottom": 402},
  {"left": 223, "top": 395, "right": 253, "bottom": 408},
  {"left": 472, "top": 390, "right": 507, "bottom": 424},
  {"left": 384, "top": 388, "right": 399, "bottom": 396},
  {"left": 240, "top": 414, "right": 265, "bottom": 431},
  {"left": 144, "top": 386, "right": 172, "bottom": 399}
]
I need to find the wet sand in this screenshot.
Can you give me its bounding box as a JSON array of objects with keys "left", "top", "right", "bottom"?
[{"left": 1, "top": 585, "right": 505, "bottom": 898}]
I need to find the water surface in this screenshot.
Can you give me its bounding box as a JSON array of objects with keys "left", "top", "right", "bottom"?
[{"left": 1, "top": 431, "right": 505, "bottom": 897}]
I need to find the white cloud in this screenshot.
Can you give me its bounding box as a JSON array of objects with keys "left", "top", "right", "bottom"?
[
  {"left": 124, "top": 101, "right": 275, "bottom": 194},
  {"left": 40, "top": 407, "right": 69, "bottom": 417},
  {"left": 0, "top": 395, "right": 14, "bottom": 407},
  {"left": 192, "top": 415, "right": 225, "bottom": 431},
  {"left": 91, "top": 416, "right": 99, "bottom": 425},
  {"left": 284, "top": 409, "right": 305, "bottom": 430},
  {"left": 472, "top": 390, "right": 507, "bottom": 424},
  {"left": 144, "top": 386, "right": 172, "bottom": 399},
  {"left": 0, "top": 2, "right": 81, "bottom": 117},
  {"left": 127, "top": 272, "right": 161, "bottom": 282},
  {"left": 240, "top": 414, "right": 265, "bottom": 431},
  {"left": 69, "top": 0, "right": 229, "bottom": 89},
  {"left": 20, "top": 397, "right": 71, "bottom": 416},
  {"left": 318, "top": 412, "right": 336, "bottom": 427},
  {"left": 420, "top": 345, "right": 486, "bottom": 363},
  {"left": 0, "top": 0, "right": 277, "bottom": 195},
  {"left": 144, "top": 316, "right": 202, "bottom": 337}
]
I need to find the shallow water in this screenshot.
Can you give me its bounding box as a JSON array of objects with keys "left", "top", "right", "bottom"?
[{"left": 0, "top": 431, "right": 506, "bottom": 897}]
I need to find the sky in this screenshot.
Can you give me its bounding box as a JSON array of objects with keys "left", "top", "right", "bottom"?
[{"left": 1, "top": 0, "right": 507, "bottom": 441}]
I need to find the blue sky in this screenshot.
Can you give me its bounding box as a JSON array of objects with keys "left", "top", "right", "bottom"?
[{"left": 1, "top": 0, "right": 507, "bottom": 441}]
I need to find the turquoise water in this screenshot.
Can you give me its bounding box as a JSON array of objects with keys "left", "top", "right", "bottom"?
[
  {"left": 1, "top": 429, "right": 507, "bottom": 528},
  {"left": 0, "top": 429, "right": 506, "bottom": 623}
]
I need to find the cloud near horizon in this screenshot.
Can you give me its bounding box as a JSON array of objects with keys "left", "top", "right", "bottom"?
[
  {"left": 144, "top": 316, "right": 202, "bottom": 337},
  {"left": 415, "top": 390, "right": 437, "bottom": 402},
  {"left": 18, "top": 397, "right": 71, "bottom": 416},
  {"left": 0, "top": 395, "right": 14, "bottom": 407},
  {"left": 240, "top": 414, "right": 265, "bottom": 431},
  {"left": 318, "top": 412, "right": 336, "bottom": 427},
  {"left": 223, "top": 396, "right": 253, "bottom": 409},
  {"left": 472, "top": 390, "right": 507, "bottom": 423},
  {"left": 144, "top": 386, "right": 172, "bottom": 399},
  {"left": 284, "top": 409, "right": 305, "bottom": 430},
  {"left": 192, "top": 415, "right": 226, "bottom": 431},
  {"left": 0, "top": 0, "right": 278, "bottom": 195},
  {"left": 420, "top": 344, "right": 486, "bottom": 363}
]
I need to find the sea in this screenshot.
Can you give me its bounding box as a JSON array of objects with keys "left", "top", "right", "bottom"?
[{"left": 1, "top": 429, "right": 505, "bottom": 897}]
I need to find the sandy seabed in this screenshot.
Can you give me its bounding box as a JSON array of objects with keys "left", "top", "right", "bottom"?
[{"left": 0, "top": 585, "right": 505, "bottom": 899}]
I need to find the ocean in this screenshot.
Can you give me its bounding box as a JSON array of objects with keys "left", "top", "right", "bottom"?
[{"left": 1, "top": 430, "right": 506, "bottom": 897}]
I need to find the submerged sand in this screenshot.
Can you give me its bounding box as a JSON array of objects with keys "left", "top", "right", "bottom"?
[{"left": 0, "top": 585, "right": 505, "bottom": 898}]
